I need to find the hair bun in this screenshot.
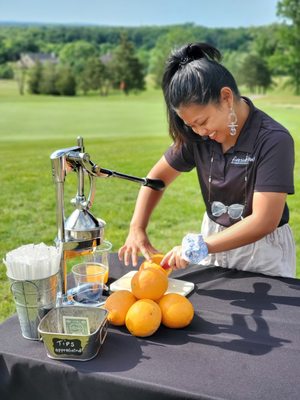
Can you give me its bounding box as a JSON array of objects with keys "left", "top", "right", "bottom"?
[{"left": 186, "top": 42, "right": 221, "bottom": 62}]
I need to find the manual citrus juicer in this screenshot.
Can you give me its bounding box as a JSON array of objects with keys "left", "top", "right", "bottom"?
[{"left": 50, "top": 136, "right": 165, "bottom": 294}]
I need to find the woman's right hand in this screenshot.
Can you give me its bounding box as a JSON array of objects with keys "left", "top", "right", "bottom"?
[{"left": 118, "top": 226, "right": 159, "bottom": 267}]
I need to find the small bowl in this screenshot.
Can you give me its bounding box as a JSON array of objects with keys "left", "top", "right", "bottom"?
[{"left": 38, "top": 306, "right": 108, "bottom": 361}]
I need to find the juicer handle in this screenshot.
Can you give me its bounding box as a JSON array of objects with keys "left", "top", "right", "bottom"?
[
  {"left": 64, "top": 151, "right": 166, "bottom": 192},
  {"left": 143, "top": 177, "right": 166, "bottom": 191},
  {"left": 95, "top": 167, "right": 165, "bottom": 191}
]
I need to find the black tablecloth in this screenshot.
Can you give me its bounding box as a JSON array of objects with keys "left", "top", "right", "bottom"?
[{"left": 1, "top": 254, "right": 300, "bottom": 400}]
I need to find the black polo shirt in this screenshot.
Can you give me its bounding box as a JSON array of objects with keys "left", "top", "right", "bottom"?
[{"left": 164, "top": 97, "right": 295, "bottom": 227}]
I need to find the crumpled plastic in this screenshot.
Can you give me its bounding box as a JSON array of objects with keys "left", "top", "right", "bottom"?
[{"left": 181, "top": 233, "right": 209, "bottom": 265}]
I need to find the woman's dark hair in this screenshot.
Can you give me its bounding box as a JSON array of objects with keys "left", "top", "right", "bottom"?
[{"left": 162, "top": 42, "right": 240, "bottom": 147}]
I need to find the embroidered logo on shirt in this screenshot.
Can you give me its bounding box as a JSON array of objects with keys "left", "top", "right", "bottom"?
[{"left": 231, "top": 155, "right": 255, "bottom": 165}]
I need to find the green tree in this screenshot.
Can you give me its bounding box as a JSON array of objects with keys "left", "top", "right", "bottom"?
[
  {"left": 55, "top": 65, "right": 76, "bottom": 96},
  {"left": 1, "top": 35, "right": 39, "bottom": 62},
  {"left": 250, "top": 25, "right": 279, "bottom": 61},
  {"left": 0, "top": 63, "right": 14, "bottom": 79},
  {"left": 149, "top": 27, "right": 198, "bottom": 88},
  {"left": 27, "top": 61, "right": 42, "bottom": 94},
  {"left": 59, "top": 40, "right": 98, "bottom": 82},
  {"left": 238, "top": 54, "right": 272, "bottom": 93},
  {"left": 276, "top": 0, "right": 300, "bottom": 94},
  {"left": 110, "top": 34, "right": 146, "bottom": 94},
  {"left": 14, "top": 63, "right": 27, "bottom": 95},
  {"left": 38, "top": 62, "right": 58, "bottom": 95},
  {"left": 222, "top": 51, "right": 247, "bottom": 85},
  {"left": 79, "top": 57, "right": 110, "bottom": 95}
]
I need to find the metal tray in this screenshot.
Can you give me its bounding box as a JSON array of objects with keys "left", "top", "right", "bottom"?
[{"left": 38, "top": 306, "right": 108, "bottom": 361}]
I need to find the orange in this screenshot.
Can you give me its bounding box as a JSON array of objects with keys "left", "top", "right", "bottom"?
[
  {"left": 140, "top": 253, "right": 172, "bottom": 276},
  {"left": 158, "top": 293, "right": 194, "bottom": 329},
  {"left": 150, "top": 254, "right": 165, "bottom": 265},
  {"left": 125, "top": 299, "right": 162, "bottom": 337},
  {"left": 139, "top": 261, "right": 167, "bottom": 275},
  {"left": 104, "top": 290, "right": 136, "bottom": 326},
  {"left": 131, "top": 266, "right": 168, "bottom": 300}
]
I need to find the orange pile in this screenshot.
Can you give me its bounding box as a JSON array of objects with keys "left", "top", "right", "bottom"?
[{"left": 104, "top": 254, "right": 194, "bottom": 337}]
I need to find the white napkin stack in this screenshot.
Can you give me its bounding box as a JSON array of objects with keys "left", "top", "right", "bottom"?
[{"left": 3, "top": 243, "right": 62, "bottom": 281}]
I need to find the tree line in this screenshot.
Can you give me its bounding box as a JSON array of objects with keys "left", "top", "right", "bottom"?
[
  {"left": 0, "top": 0, "right": 299, "bottom": 95},
  {"left": 21, "top": 34, "right": 145, "bottom": 96}
]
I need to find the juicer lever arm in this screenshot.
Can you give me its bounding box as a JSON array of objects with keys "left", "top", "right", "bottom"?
[
  {"left": 67, "top": 152, "right": 165, "bottom": 191},
  {"left": 94, "top": 166, "right": 165, "bottom": 191}
]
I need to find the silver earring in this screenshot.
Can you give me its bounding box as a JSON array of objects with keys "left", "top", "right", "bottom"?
[{"left": 228, "top": 107, "right": 238, "bottom": 136}]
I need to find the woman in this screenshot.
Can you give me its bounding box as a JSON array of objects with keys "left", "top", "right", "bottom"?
[{"left": 118, "top": 42, "right": 296, "bottom": 278}]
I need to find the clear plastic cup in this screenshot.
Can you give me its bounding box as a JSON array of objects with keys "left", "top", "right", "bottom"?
[
  {"left": 71, "top": 262, "right": 108, "bottom": 306},
  {"left": 87, "top": 240, "right": 112, "bottom": 284}
]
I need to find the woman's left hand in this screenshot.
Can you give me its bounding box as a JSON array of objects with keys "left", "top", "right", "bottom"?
[{"left": 161, "top": 246, "right": 189, "bottom": 270}]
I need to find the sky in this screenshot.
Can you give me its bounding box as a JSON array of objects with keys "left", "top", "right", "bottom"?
[{"left": 0, "top": 0, "right": 280, "bottom": 28}]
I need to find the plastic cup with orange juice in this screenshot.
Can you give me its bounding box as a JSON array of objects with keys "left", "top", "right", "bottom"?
[{"left": 87, "top": 240, "right": 112, "bottom": 284}]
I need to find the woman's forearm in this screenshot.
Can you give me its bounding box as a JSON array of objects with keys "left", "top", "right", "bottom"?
[
  {"left": 130, "top": 156, "right": 181, "bottom": 230},
  {"left": 205, "top": 214, "right": 268, "bottom": 253},
  {"left": 130, "top": 186, "right": 164, "bottom": 230}
]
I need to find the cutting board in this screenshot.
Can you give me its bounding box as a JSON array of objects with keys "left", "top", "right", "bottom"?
[{"left": 109, "top": 271, "right": 195, "bottom": 297}]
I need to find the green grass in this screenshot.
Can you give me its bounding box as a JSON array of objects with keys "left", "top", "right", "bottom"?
[{"left": 0, "top": 80, "right": 299, "bottom": 322}]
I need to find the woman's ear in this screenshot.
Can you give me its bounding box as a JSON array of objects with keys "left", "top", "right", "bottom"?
[{"left": 220, "top": 87, "right": 233, "bottom": 107}]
